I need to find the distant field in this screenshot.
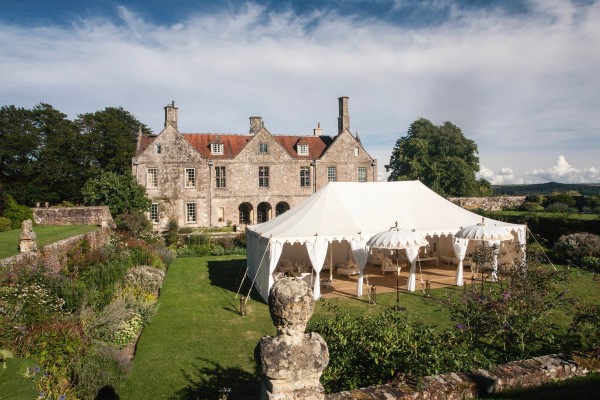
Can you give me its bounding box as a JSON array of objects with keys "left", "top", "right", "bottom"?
[
  {"left": 0, "top": 225, "right": 98, "bottom": 259},
  {"left": 490, "top": 210, "right": 599, "bottom": 221},
  {"left": 493, "top": 182, "right": 600, "bottom": 196}
]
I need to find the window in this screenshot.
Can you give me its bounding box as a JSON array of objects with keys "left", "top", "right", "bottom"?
[
  {"left": 156, "top": 144, "right": 162, "bottom": 154},
  {"left": 298, "top": 144, "right": 309, "bottom": 155},
  {"left": 358, "top": 167, "right": 366, "bottom": 182},
  {"left": 259, "top": 166, "right": 269, "bottom": 188},
  {"left": 354, "top": 147, "right": 359, "bottom": 156},
  {"left": 215, "top": 166, "right": 226, "bottom": 188},
  {"left": 211, "top": 143, "right": 224, "bottom": 155},
  {"left": 327, "top": 166, "right": 337, "bottom": 182},
  {"left": 147, "top": 168, "right": 158, "bottom": 188},
  {"left": 150, "top": 203, "right": 159, "bottom": 223},
  {"left": 185, "top": 168, "right": 195, "bottom": 188},
  {"left": 259, "top": 142, "right": 268, "bottom": 154},
  {"left": 300, "top": 166, "right": 310, "bottom": 187},
  {"left": 218, "top": 207, "right": 225, "bottom": 222},
  {"left": 185, "top": 202, "right": 196, "bottom": 223}
]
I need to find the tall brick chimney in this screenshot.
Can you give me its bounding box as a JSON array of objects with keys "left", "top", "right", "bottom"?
[
  {"left": 249, "top": 116, "right": 263, "bottom": 134},
  {"left": 164, "top": 101, "right": 178, "bottom": 130},
  {"left": 338, "top": 96, "right": 350, "bottom": 134}
]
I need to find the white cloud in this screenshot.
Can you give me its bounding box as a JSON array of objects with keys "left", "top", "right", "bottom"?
[
  {"left": 526, "top": 155, "right": 600, "bottom": 183},
  {"left": 478, "top": 166, "right": 524, "bottom": 185},
  {"left": 0, "top": 1, "right": 599, "bottom": 182}
]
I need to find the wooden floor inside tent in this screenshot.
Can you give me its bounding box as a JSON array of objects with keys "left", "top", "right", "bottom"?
[{"left": 319, "top": 261, "right": 471, "bottom": 299}]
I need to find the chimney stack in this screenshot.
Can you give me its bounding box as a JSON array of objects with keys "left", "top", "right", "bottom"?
[
  {"left": 338, "top": 96, "right": 350, "bottom": 134},
  {"left": 249, "top": 116, "right": 263, "bottom": 134},
  {"left": 313, "top": 122, "right": 322, "bottom": 136},
  {"left": 164, "top": 101, "right": 178, "bottom": 130}
]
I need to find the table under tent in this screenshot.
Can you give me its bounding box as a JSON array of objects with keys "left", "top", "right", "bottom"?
[{"left": 246, "top": 181, "right": 526, "bottom": 301}]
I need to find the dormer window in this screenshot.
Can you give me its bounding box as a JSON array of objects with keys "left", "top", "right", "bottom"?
[
  {"left": 211, "top": 143, "right": 224, "bottom": 155},
  {"left": 298, "top": 144, "right": 309, "bottom": 156}
]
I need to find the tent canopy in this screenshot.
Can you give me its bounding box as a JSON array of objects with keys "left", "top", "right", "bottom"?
[
  {"left": 246, "top": 181, "right": 524, "bottom": 301},
  {"left": 249, "top": 181, "right": 520, "bottom": 243}
]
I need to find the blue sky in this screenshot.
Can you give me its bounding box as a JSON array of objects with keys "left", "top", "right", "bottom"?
[{"left": 2, "top": 0, "right": 599, "bottom": 183}]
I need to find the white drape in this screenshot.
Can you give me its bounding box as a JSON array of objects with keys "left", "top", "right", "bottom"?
[
  {"left": 351, "top": 238, "right": 370, "bottom": 297},
  {"left": 452, "top": 238, "right": 469, "bottom": 286},
  {"left": 306, "top": 237, "right": 329, "bottom": 299},
  {"left": 517, "top": 227, "right": 527, "bottom": 265},
  {"left": 405, "top": 246, "right": 420, "bottom": 292},
  {"left": 267, "top": 240, "right": 284, "bottom": 298},
  {"left": 487, "top": 239, "right": 501, "bottom": 282}
]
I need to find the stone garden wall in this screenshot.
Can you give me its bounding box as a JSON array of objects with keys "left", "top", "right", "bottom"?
[
  {"left": 1, "top": 227, "right": 111, "bottom": 274},
  {"left": 325, "top": 353, "right": 593, "bottom": 399},
  {"left": 449, "top": 196, "right": 526, "bottom": 211},
  {"left": 33, "top": 206, "right": 114, "bottom": 227}
]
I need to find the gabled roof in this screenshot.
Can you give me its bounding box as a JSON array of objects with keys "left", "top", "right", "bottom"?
[
  {"left": 138, "top": 131, "right": 339, "bottom": 160},
  {"left": 182, "top": 133, "right": 251, "bottom": 159},
  {"left": 273, "top": 135, "right": 334, "bottom": 159},
  {"left": 137, "top": 134, "right": 157, "bottom": 155}
]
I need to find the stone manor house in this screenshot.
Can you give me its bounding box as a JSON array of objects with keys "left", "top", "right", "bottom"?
[{"left": 132, "top": 97, "right": 377, "bottom": 230}]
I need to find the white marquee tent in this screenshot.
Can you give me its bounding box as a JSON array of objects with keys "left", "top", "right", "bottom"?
[{"left": 246, "top": 181, "right": 525, "bottom": 301}]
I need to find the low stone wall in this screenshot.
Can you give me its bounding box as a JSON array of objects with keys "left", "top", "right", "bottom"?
[
  {"left": 33, "top": 206, "right": 114, "bottom": 227},
  {"left": 449, "top": 196, "right": 526, "bottom": 211},
  {"left": 326, "top": 354, "right": 592, "bottom": 399},
  {"left": 1, "top": 227, "right": 111, "bottom": 274}
]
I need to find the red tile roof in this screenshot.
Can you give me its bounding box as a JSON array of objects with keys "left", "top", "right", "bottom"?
[{"left": 138, "top": 132, "right": 336, "bottom": 159}]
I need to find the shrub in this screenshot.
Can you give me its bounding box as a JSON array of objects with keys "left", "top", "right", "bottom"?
[
  {"left": 519, "top": 202, "right": 545, "bottom": 212},
  {"left": 1, "top": 194, "right": 33, "bottom": 229},
  {"left": 164, "top": 219, "right": 179, "bottom": 247},
  {"left": 211, "top": 244, "right": 225, "bottom": 256},
  {"left": 73, "top": 345, "right": 131, "bottom": 400},
  {"left": 310, "top": 304, "right": 478, "bottom": 393},
  {"left": 0, "top": 216, "right": 11, "bottom": 232},
  {"left": 546, "top": 202, "right": 576, "bottom": 214},
  {"left": 555, "top": 232, "right": 600, "bottom": 268},
  {"left": 125, "top": 266, "right": 165, "bottom": 294},
  {"left": 115, "top": 211, "right": 152, "bottom": 238}
]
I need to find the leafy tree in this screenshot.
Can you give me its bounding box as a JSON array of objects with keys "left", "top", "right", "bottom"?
[
  {"left": 82, "top": 170, "right": 151, "bottom": 217},
  {"left": 77, "top": 107, "right": 150, "bottom": 175},
  {"left": 386, "top": 118, "right": 487, "bottom": 197}
]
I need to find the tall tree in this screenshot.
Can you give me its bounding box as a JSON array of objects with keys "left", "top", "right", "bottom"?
[
  {"left": 77, "top": 107, "right": 150, "bottom": 175},
  {"left": 31, "top": 103, "right": 87, "bottom": 204},
  {"left": 0, "top": 106, "right": 40, "bottom": 204},
  {"left": 386, "top": 118, "right": 489, "bottom": 197}
]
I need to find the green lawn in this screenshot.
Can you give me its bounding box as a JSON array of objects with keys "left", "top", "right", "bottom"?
[
  {"left": 0, "top": 225, "right": 98, "bottom": 259},
  {"left": 119, "top": 257, "right": 457, "bottom": 400},
  {"left": 119, "top": 257, "right": 599, "bottom": 400}
]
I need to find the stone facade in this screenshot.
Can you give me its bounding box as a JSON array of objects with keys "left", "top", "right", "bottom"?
[{"left": 133, "top": 97, "right": 377, "bottom": 230}]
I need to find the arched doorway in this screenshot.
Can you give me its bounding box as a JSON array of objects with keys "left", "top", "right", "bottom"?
[
  {"left": 238, "top": 202, "right": 254, "bottom": 225},
  {"left": 257, "top": 202, "right": 272, "bottom": 223},
  {"left": 275, "top": 202, "right": 290, "bottom": 216}
]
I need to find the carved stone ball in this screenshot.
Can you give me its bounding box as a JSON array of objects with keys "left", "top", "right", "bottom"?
[{"left": 268, "top": 277, "right": 315, "bottom": 337}]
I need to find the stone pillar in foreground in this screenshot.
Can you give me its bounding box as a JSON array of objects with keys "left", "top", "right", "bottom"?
[
  {"left": 19, "top": 219, "right": 37, "bottom": 253},
  {"left": 255, "top": 277, "right": 329, "bottom": 400}
]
